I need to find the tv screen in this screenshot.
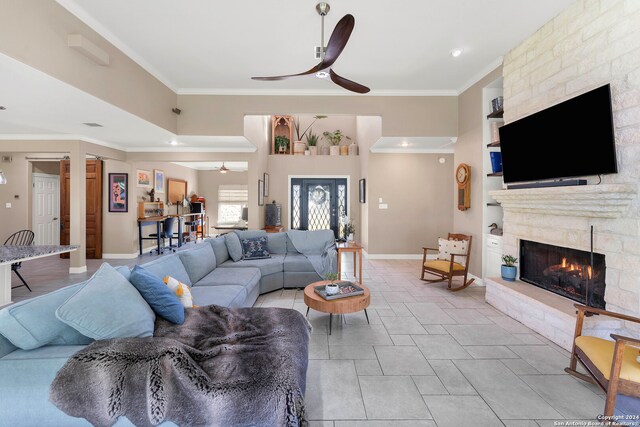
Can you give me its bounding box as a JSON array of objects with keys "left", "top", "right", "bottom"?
[{"left": 499, "top": 84, "right": 617, "bottom": 184}]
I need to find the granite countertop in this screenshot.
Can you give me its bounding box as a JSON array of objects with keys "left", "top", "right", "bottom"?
[{"left": 0, "top": 245, "right": 79, "bottom": 264}]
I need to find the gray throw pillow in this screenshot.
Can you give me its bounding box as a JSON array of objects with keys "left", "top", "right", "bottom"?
[{"left": 224, "top": 232, "right": 243, "bottom": 262}]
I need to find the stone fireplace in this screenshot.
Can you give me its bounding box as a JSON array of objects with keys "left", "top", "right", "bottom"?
[{"left": 486, "top": 184, "right": 637, "bottom": 350}]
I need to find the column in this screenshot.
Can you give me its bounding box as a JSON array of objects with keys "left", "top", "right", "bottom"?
[{"left": 69, "top": 141, "right": 87, "bottom": 273}]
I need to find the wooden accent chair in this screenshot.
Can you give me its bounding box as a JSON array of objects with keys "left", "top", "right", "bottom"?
[
  {"left": 565, "top": 304, "right": 640, "bottom": 417},
  {"left": 421, "top": 233, "right": 474, "bottom": 292}
]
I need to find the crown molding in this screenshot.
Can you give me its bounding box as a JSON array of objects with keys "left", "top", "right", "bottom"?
[
  {"left": 456, "top": 56, "right": 504, "bottom": 95},
  {"left": 370, "top": 148, "right": 455, "bottom": 154},
  {"left": 177, "top": 88, "right": 459, "bottom": 97}
]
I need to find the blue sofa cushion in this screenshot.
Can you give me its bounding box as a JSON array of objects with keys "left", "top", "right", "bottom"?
[
  {"left": 0, "top": 281, "right": 93, "bottom": 350},
  {"left": 139, "top": 253, "right": 192, "bottom": 286},
  {"left": 179, "top": 243, "right": 217, "bottom": 283},
  {"left": 190, "top": 285, "right": 250, "bottom": 308},
  {"left": 241, "top": 236, "right": 271, "bottom": 260},
  {"left": 56, "top": 263, "right": 156, "bottom": 340},
  {"left": 129, "top": 265, "right": 185, "bottom": 324},
  {"left": 218, "top": 255, "right": 284, "bottom": 277},
  {"left": 266, "top": 232, "right": 287, "bottom": 254},
  {"left": 208, "top": 237, "right": 230, "bottom": 266},
  {"left": 224, "top": 232, "right": 244, "bottom": 261},
  {"left": 283, "top": 253, "right": 316, "bottom": 272},
  {"left": 195, "top": 267, "right": 261, "bottom": 290},
  {"left": 235, "top": 230, "right": 267, "bottom": 240}
]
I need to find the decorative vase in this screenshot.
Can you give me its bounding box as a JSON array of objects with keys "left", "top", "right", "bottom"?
[
  {"left": 309, "top": 146, "right": 318, "bottom": 156},
  {"left": 501, "top": 265, "right": 517, "bottom": 281},
  {"left": 320, "top": 145, "right": 330, "bottom": 155},
  {"left": 325, "top": 282, "right": 339, "bottom": 295},
  {"left": 347, "top": 233, "right": 354, "bottom": 242},
  {"left": 330, "top": 145, "right": 340, "bottom": 156},
  {"left": 304, "top": 150, "right": 310, "bottom": 156},
  {"left": 293, "top": 141, "right": 306, "bottom": 155},
  {"left": 340, "top": 145, "right": 349, "bottom": 156},
  {"left": 348, "top": 142, "right": 358, "bottom": 156}
]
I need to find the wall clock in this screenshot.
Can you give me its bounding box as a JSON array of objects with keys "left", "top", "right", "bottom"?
[{"left": 456, "top": 163, "right": 471, "bottom": 211}]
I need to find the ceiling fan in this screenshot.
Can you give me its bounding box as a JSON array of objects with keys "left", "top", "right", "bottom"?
[
  {"left": 252, "top": 3, "right": 370, "bottom": 94},
  {"left": 212, "top": 162, "right": 244, "bottom": 173}
]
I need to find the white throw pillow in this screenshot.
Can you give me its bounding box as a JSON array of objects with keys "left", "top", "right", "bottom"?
[
  {"left": 437, "top": 238, "right": 469, "bottom": 266},
  {"left": 163, "top": 276, "right": 194, "bottom": 308}
]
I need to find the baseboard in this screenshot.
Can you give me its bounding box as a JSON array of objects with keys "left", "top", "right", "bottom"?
[
  {"left": 68, "top": 266, "right": 87, "bottom": 274},
  {"left": 469, "top": 274, "right": 484, "bottom": 286},
  {"left": 102, "top": 252, "right": 139, "bottom": 259}
]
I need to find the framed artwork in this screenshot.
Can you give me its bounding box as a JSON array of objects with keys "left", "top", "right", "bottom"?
[
  {"left": 263, "top": 173, "right": 270, "bottom": 197},
  {"left": 136, "top": 169, "right": 151, "bottom": 187},
  {"left": 258, "top": 180, "right": 264, "bottom": 206},
  {"left": 108, "top": 173, "right": 128, "bottom": 212},
  {"left": 154, "top": 169, "right": 165, "bottom": 193},
  {"left": 359, "top": 178, "right": 366, "bottom": 203}
]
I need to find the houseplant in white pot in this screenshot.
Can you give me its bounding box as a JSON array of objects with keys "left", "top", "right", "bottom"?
[
  {"left": 501, "top": 255, "right": 518, "bottom": 281},
  {"left": 325, "top": 272, "right": 340, "bottom": 295},
  {"left": 306, "top": 131, "right": 319, "bottom": 156},
  {"left": 323, "top": 130, "right": 351, "bottom": 156},
  {"left": 294, "top": 115, "right": 327, "bottom": 155}
]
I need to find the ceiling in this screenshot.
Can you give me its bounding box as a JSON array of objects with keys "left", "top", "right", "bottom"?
[{"left": 56, "top": 0, "right": 572, "bottom": 94}]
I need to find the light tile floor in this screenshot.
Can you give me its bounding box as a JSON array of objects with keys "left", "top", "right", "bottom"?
[{"left": 10, "top": 252, "right": 609, "bottom": 426}]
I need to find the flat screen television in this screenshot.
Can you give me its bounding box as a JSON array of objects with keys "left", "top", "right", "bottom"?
[{"left": 499, "top": 84, "right": 617, "bottom": 184}]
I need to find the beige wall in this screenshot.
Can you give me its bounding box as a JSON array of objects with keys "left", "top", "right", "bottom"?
[
  {"left": 197, "top": 170, "right": 249, "bottom": 228},
  {"left": 356, "top": 116, "right": 383, "bottom": 252},
  {"left": 452, "top": 66, "right": 503, "bottom": 277},
  {"left": 0, "top": 0, "right": 177, "bottom": 132},
  {"left": 367, "top": 153, "right": 454, "bottom": 254},
  {"left": 178, "top": 95, "right": 457, "bottom": 138},
  {"left": 267, "top": 155, "right": 361, "bottom": 235}
]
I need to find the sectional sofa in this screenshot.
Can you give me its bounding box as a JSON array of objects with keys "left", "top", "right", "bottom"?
[{"left": 0, "top": 229, "right": 337, "bottom": 426}]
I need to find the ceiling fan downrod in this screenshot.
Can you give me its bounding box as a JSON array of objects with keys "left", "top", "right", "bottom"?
[{"left": 316, "top": 3, "right": 330, "bottom": 59}]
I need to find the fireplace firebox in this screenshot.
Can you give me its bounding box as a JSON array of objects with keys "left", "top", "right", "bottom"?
[{"left": 519, "top": 240, "right": 606, "bottom": 309}]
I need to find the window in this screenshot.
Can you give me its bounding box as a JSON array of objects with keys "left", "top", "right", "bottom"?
[{"left": 217, "top": 185, "right": 248, "bottom": 226}]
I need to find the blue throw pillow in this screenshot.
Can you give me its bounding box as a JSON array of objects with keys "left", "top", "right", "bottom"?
[
  {"left": 129, "top": 265, "right": 185, "bottom": 324},
  {"left": 56, "top": 263, "right": 156, "bottom": 340},
  {"left": 241, "top": 236, "right": 271, "bottom": 260}
]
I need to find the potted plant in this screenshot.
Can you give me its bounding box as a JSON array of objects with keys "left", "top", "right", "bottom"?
[
  {"left": 323, "top": 130, "right": 351, "bottom": 156},
  {"left": 293, "top": 115, "right": 327, "bottom": 155},
  {"left": 274, "top": 135, "right": 290, "bottom": 154},
  {"left": 501, "top": 255, "right": 518, "bottom": 281},
  {"left": 306, "top": 130, "right": 319, "bottom": 156},
  {"left": 345, "top": 221, "right": 355, "bottom": 242},
  {"left": 325, "top": 272, "right": 340, "bottom": 295}
]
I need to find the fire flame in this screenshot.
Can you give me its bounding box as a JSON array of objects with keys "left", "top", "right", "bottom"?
[
  {"left": 587, "top": 265, "right": 592, "bottom": 279},
  {"left": 562, "top": 258, "right": 567, "bottom": 268}
]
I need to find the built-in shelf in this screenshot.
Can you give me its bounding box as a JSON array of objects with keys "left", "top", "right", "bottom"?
[
  {"left": 487, "top": 172, "right": 503, "bottom": 177},
  {"left": 487, "top": 109, "right": 504, "bottom": 119},
  {"left": 487, "top": 141, "right": 500, "bottom": 148},
  {"left": 487, "top": 202, "right": 501, "bottom": 207}
]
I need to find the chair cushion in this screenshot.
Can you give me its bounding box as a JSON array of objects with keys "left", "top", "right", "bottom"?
[
  {"left": 0, "top": 282, "right": 93, "bottom": 350},
  {"left": 218, "top": 255, "right": 285, "bottom": 276},
  {"left": 241, "top": 236, "right": 271, "bottom": 260},
  {"left": 284, "top": 253, "right": 316, "bottom": 272},
  {"left": 225, "top": 232, "right": 244, "bottom": 262},
  {"left": 208, "top": 237, "right": 230, "bottom": 266},
  {"left": 129, "top": 265, "right": 185, "bottom": 324},
  {"left": 438, "top": 238, "right": 468, "bottom": 266},
  {"left": 56, "top": 263, "right": 156, "bottom": 340},
  {"left": 179, "top": 243, "right": 217, "bottom": 283},
  {"left": 424, "top": 260, "right": 466, "bottom": 272},
  {"left": 575, "top": 335, "right": 640, "bottom": 382}
]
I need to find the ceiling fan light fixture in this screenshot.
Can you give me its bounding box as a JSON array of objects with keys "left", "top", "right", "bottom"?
[
  {"left": 450, "top": 48, "right": 463, "bottom": 58},
  {"left": 316, "top": 71, "right": 330, "bottom": 79},
  {"left": 0, "top": 171, "right": 7, "bottom": 185},
  {"left": 219, "top": 163, "right": 229, "bottom": 174}
]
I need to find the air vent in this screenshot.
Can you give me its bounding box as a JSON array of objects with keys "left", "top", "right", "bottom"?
[{"left": 83, "top": 122, "right": 103, "bottom": 127}]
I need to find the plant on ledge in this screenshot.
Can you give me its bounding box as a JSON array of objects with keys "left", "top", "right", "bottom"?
[
  {"left": 274, "top": 135, "right": 290, "bottom": 153},
  {"left": 501, "top": 255, "right": 518, "bottom": 282},
  {"left": 322, "top": 129, "right": 351, "bottom": 146},
  {"left": 294, "top": 115, "right": 327, "bottom": 141},
  {"left": 306, "top": 131, "right": 319, "bottom": 146}
]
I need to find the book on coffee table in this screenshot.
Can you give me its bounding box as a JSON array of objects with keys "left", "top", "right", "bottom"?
[{"left": 314, "top": 281, "right": 365, "bottom": 300}]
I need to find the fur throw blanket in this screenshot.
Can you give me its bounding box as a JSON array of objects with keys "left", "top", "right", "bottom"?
[{"left": 49, "top": 305, "right": 311, "bottom": 427}]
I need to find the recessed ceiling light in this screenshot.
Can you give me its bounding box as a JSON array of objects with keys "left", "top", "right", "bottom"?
[
  {"left": 450, "top": 48, "right": 463, "bottom": 58},
  {"left": 401, "top": 141, "right": 409, "bottom": 147},
  {"left": 83, "top": 122, "right": 103, "bottom": 127},
  {"left": 167, "top": 141, "right": 180, "bottom": 146}
]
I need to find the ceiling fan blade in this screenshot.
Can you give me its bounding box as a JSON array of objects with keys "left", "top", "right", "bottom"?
[
  {"left": 320, "top": 14, "right": 355, "bottom": 69},
  {"left": 252, "top": 63, "right": 322, "bottom": 81},
  {"left": 329, "top": 69, "right": 370, "bottom": 94}
]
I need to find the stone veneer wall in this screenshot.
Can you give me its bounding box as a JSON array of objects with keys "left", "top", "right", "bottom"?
[{"left": 500, "top": 0, "right": 640, "bottom": 329}]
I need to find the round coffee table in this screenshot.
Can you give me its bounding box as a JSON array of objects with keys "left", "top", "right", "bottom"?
[{"left": 303, "top": 281, "right": 371, "bottom": 334}]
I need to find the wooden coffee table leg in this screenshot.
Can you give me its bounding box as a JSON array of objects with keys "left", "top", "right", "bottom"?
[
  {"left": 364, "top": 308, "right": 370, "bottom": 324},
  {"left": 329, "top": 313, "right": 333, "bottom": 335}
]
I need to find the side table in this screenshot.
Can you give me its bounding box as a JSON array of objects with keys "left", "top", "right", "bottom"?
[{"left": 336, "top": 241, "right": 363, "bottom": 283}]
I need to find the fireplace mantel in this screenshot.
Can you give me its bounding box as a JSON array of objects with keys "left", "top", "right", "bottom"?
[{"left": 489, "top": 184, "right": 637, "bottom": 218}]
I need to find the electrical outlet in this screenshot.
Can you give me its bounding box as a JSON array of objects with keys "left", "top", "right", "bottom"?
[
  {"left": 5, "top": 202, "right": 11, "bottom": 208},
  {"left": 379, "top": 203, "right": 388, "bottom": 209}
]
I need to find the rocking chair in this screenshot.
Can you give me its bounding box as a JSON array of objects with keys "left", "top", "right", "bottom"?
[
  {"left": 421, "top": 233, "right": 474, "bottom": 292},
  {"left": 565, "top": 304, "right": 640, "bottom": 418}
]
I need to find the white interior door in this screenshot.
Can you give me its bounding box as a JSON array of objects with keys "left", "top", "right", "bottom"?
[{"left": 32, "top": 173, "right": 60, "bottom": 245}]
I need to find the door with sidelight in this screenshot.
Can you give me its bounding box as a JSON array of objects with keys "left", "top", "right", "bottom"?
[{"left": 291, "top": 178, "right": 347, "bottom": 239}]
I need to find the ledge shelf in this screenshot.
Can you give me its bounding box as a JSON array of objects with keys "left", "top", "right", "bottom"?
[
  {"left": 487, "top": 109, "right": 504, "bottom": 119},
  {"left": 487, "top": 172, "right": 503, "bottom": 177},
  {"left": 487, "top": 141, "right": 500, "bottom": 148}
]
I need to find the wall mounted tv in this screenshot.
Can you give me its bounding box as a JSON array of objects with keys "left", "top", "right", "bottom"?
[{"left": 499, "top": 84, "right": 617, "bottom": 185}]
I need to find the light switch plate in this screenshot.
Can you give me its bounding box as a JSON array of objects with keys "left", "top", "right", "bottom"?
[
  {"left": 379, "top": 203, "right": 388, "bottom": 209},
  {"left": 5, "top": 202, "right": 11, "bottom": 208},
  {"left": 378, "top": 197, "right": 383, "bottom": 203}
]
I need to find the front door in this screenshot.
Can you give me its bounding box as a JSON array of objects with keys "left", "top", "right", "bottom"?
[
  {"left": 60, "top": 159, "right": 103, "bottom": 259},
  {"left": 32, "top": 173, "right": 60, "bottom": 245},
  {"left": 291, "top": 178, "right": 347, "bottom": 239}
]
